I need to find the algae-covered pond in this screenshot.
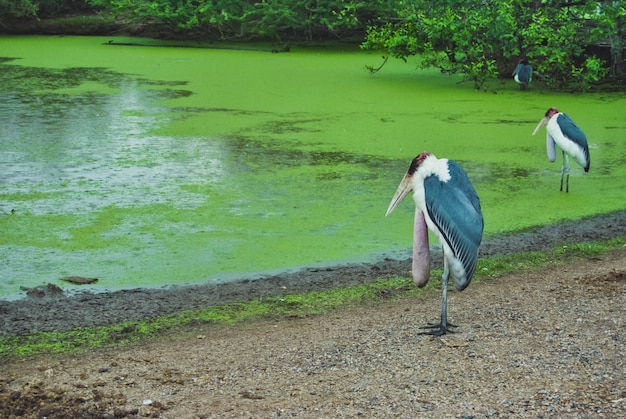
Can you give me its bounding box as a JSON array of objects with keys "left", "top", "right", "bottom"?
[{"left": 1, "top": 36, "right": 625, "bottom": 300}]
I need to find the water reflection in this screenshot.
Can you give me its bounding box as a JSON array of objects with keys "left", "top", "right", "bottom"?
[
  {"left": 0, "top": 61, "right": 223, "bottom": 215},
  {"left": 1, "top": 60, "right": 242, "bottom": 298}
]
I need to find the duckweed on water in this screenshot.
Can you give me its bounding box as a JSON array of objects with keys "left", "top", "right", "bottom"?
[{"left": 1, "top": 36, "right": 625, "bottom": 299}]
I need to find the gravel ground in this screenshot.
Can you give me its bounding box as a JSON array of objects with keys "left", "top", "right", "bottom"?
[
  {"left": 0, "top": 249, "right": 624, "bottom": 418},
  {"left": 0, "top": 211, "right": 625, "bottom": 418}
]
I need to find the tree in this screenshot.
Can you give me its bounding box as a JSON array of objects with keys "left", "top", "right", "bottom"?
[
  {"left": 589, "top": 0, "right": 626, "bottom": 79},
  {"left": 240, "top": 0, "right": 364, "bottom": 41},
  {"left": 84, "top": 0, "right": 394, "bottom": 41},
  {"left": 361, "top": 0, "right": 622, "bottom": 90},
  {"left": 361, "top": 0, "right": 526, "bottom": 89},
  {"left": 0, "top": 0, "right": 38, "bottom": 21}
]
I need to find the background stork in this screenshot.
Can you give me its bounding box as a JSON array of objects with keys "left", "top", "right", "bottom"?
[
  {"left": 532, "top": 107, "right": 590, "bottom": 192},
  {"left": 386, "top": 152, "right": 484, "bottom": 336},
  {"left": 513, "top": 58, "right": 533, "bottom": 90}
]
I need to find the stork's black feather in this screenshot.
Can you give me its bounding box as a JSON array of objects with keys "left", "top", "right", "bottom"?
[
  {"left": 557, "top": 113, "right": 590, "bottom": 172},
  {"left": 516, "top": 62, "right": 532, "bottom": 84},
  {"left": 424, "top": 160, "right": 483, "bottom": 290}
]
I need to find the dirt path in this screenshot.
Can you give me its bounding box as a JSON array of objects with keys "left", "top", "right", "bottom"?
[{"left": 1, "top": 247, "right": 625, "bottom": 418}]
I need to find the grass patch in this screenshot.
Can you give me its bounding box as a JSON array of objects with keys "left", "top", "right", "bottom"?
[{"left": 1, "top": 237, "right": 624, "bottom": 360}]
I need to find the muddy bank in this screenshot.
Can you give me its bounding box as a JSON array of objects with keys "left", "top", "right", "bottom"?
[
  {"left": 1, "top": 210, "right": 624, "bottom": 338},
  {"left": 1, "top": 248, "right": 624, "bottom": 418}
]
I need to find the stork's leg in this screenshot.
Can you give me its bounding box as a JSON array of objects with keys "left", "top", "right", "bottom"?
[
  {"left": 560, "top": 151, "right": 565, "bottom": 192},
  {"left": 418, "top": 258, "right": 455, "bottom": 336},
  {"left": 440, "top": 266, "right": 450, "bottom": 329},
  {"left": 564, "top": 153, "right": 571, "bottom": 193}
]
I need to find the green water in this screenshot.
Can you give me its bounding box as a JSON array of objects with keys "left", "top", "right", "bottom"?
[{"left": 1, "top": 36, "right": 625, "bottom": 300}]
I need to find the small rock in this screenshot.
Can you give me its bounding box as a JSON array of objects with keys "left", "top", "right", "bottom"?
[
  {"left": 45, "top": 283, "right": 64, "bottom": 295},
  {"left": 61, "top": 276, "right": 98, "bottom": 284},
  {"left": 21, "top": 283, "right": 64, "bottom": 298}
]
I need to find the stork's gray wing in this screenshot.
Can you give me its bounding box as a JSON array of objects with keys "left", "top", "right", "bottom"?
[
  {"left": 517, "top": 63, "right": 532, "bottom": 84},
  {"left": 424, "top": 160, "right": 484, "bottom": 289},
  {"left": 557, "top": 113, "right": 590, "bottom": 171}
]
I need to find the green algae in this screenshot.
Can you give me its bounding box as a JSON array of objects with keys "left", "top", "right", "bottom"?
[{"left": 1, "top": 36, "right": 625, "bottom": 299}]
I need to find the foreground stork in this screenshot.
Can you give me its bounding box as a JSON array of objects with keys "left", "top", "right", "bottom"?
[
  {"left": 386, "top": 152, "right": 484, "bottom": 336},
  {"left": 532, "top": 107, "right": 590, "bottom": 192}
]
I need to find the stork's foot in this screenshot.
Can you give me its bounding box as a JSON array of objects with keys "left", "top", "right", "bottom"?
[{"left": 418, "top": 321, "right": 457, "bottom": 336}]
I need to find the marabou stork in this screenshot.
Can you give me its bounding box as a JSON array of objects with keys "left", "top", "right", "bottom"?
[
  {"left": 386, "top": 152, "right": 484, "bottom": 336},
  {"left": 532, "top": 107, "right": 590, "bottom": 192},
  {"left": 513, "top": 58, "right": 533, "bottom": 90}
]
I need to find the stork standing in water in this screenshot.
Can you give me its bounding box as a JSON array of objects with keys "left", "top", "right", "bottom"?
[
  {"left": 532, "top": 107, "right": 590, "bottom": 192},
  {"left": 386, "top": 152, "right": 484, "bottom": 336}
]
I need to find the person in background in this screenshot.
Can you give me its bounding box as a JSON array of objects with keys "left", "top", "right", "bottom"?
[{"left": 513, "top": 58, "right": 533, "bottom": 90}]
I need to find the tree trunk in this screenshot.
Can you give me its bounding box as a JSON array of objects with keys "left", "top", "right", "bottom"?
[{"left": 610, "top": 35, "right": 624, "bottom": 78}]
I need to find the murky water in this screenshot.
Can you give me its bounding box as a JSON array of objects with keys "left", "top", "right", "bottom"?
[{"left": 1, "top": 36, "right": 625, "bottom": 300}]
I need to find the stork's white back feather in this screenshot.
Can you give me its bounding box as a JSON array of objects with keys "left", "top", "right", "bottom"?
[
  {"left": 410, "top": 154, "right": 450, "bottom": 212},
  {"left": 547, "top": 115, "right": 588, "bottom": 168},
  {"left": 408, "top": 155, "right": 463, "bottom": 282},
  {"left": 407, "top": 153, "right": 483, "bottom": 290}
]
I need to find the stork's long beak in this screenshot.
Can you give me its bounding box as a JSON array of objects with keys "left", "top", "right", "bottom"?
[
  {"left": 385, "top": 173, "right": 413, "bottom": 217},
  {"left": 532, "top": 117, "right": 548, "bottom": 136}
]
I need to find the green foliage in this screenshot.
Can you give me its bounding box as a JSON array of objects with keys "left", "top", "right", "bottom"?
[
  {"left": 589, "top": 0, "right": 626, "bottom": 78},
  {"left": 571, "top": 56, "right": 611, "bottom": 90},
  {"left": 362, "top": 0, "right": 524, "bottom": 89},
  {"left": 242, "top": 0, "right": 363, "bottom": 41},
  {"left": 0, "top": 0, "right": 38, "bottom": 19},
  {"left": 518, "top": 4, "right": 610, "bottom": 90},
  {"left": 86, "top": 0, "right": 234, "bottom": 33},
  {"left": 82, "top": 0, "right": 397, "bottom": 40},
  {"left": 36, "top": 0, "right": 91, "bottom": 18},
  {"left": 362, "top": 0, "right": 621, "bottom": 90},
  {"left": 0, "top": 0, "right": 92, "bottom": 20}
]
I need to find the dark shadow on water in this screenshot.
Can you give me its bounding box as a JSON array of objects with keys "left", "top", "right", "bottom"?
[
  {"left": 223, "top": 134, "right": 396, "bottom": 174},
  {"left": 0, "top": 57, "right": 189, "bottom": 95}
]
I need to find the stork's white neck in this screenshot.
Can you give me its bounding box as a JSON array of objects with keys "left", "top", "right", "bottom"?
[{"left": 419, "top": 155, "right": 451, "bottom": 182}]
